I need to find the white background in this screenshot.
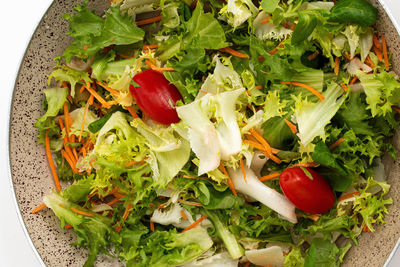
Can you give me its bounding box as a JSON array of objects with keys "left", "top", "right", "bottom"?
[{"left": 0, "top": 1, "right": 400, "bottom": 267}]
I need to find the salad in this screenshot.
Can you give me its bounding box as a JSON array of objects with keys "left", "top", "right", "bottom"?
[{"left": 32, "top": 0, "right": 399, "bottom": 266}]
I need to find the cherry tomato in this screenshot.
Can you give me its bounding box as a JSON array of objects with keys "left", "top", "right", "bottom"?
[
  {"left": 129, "top": 70, "right": 182, "bottom": 125},
  {"left": 279, "top": 167, "right": 335, "bottom": 214}
]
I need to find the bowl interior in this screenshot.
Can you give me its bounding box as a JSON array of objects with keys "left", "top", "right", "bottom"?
[{"left": 8, "top": 0, "right": 400, "bottom": 266}]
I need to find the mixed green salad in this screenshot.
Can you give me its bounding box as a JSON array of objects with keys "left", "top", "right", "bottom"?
[{"left": 33, "top": 0, "right": 399, "bottom": 266}]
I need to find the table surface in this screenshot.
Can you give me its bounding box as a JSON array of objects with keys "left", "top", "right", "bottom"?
[{"left": 1, "top": 1, "right": 400, "bottom": 266}]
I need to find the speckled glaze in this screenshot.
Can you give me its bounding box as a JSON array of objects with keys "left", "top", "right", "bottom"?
[{"left": 8, "top": 1, "right": 400, "bottom": 266}]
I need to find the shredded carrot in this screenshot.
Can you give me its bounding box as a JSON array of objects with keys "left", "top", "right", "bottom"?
[
  {"left": 78, "top": 95, "right": 94, "bottom": 142},
  {"left": 365, "top": 55, "right": 375, "bottom": 68},
  {"left": 338, "top": 191, "right": 360, "bottom": 202},
  {"left": 392, "top": 106, "right": 400, "bottom": 114},
  {"left": 284, "top": 119, "right": 297, "bottom": 134},
  {"left": 292, "top": 162, "right": 319, "bottom": 168},
  {"left": 309, "top": 215, "right": 320, "bottom": 222},
  {"left": 179, "top": 200, "right": 203, "bottom": 207},
  {"left": 122, "top": 203, "right": 133, "bottom": 221},
  {"left": 65, "top": 224, "right": 73, "bottom": 230},
  {"left": 282, "top": 81, "right": 325, "bottom": 101},
  {"left": 240, "top": 157, "right": 247, "bottom": 183},
  {"left": 67, "top": 95, "right": 74, "bottom": 104},
  {"left": 150, "top": 221, "right": 155, "bottom": 232},
  {"left": 243, "top": 140, "right": 281, "bottom": 154},
  {"left": 329, "top": 138, "right": 345, "bottom": 150},
  {"left": 334, "top": 57, "right": 340, "bottom": 75},
  {"left": 244, "top": 262, "right": 251, "bottom": 267},
  {"left": 363, "top": 224, "right": 371, "bottom": 232},
  {"left": 80, "top": 84, "right": 86, "bottom": 93},
  {"left": 220, "top": 47, "right": 249, "bottom": 58},
  {"left": 81, "top": 146, "right": 87, "bottom": 158},
  {"left": 219, "top": 163, "right": 237, "bottom": 196},
  {"left": 183, "top": 175, "right": 196, "bottom": 179},
  {"left": 145, "top": 59, "right": 175, "bottom": 72},
  {"left": 255, "top": 85, "right": 262, "bottom": 90},
  {"left": 84, "top": 83, "right": 110, "bottom": 108},
  {"left": 45, "top": 131, "right": 61, "bottom": 192},
  {"left": 307, "top": 51, "right": 319, "bottom": 61},
  {"left": 181, "top": 210, "right": 188, "bottom": 220},
  {"left": 136, "top": 16, "right": 162, "bottom": 26},
  {"left": 96, "top": 81, "right": 120, "bottom": 97},
  {"left": 61, "top": 149, "right": 79, "bottom": 173},
  {"left": 373, "top": 45, "right": 383, "bottom": 62},
  {"left": 182, "top": 214, "right": 207, "bottom": 232},
  {"left": 373, "top": 33, "right": 382, "bottom": 50},
  {"left": 249, "top": 129, "right": 272, "bottom": 154},
  {"left": 143, "top": 44, "right": 158, "bottom": 50},
  {"left": 63, "top": 102, "right": 71, "bottom": 142},
  {"left": 382, "top": 34, "right": 389, "bottom": 70},
  {"left": 125, "top": 158, "right": 147, "bottom": 167},
  {"left": 125, "top": 105, "right": 139, "bottom": 119},
  {"left": 260, "top": 16, "right": 272, "bottom": 24},
  {"left": 119, "top": 53, "right": 135, "bottom": 59},
  {"left": 268, "top": 43, "right": 285, "bottom": 55},
  {"left": 259, "top": 172, "right": 281, "bottom": 182},
  {"left": 340, "top": 83, "right": 349, "bottom": 92},
  {"left": 106, "top": 198, "right": 120, "bottom": 206},
  {"left": 71, "top": 207, "right": 94, "bottom": 217},
  {"left": 350, "top": 76, "right": 358, "bottom": 85},
  {"left": 32, "top": 203, "right": 47, "bottom": 214},
  {"left": 343, "top": 53, "right": 352, "bottom": 60},
  {"left": 199, "top": 89, "right": 208, "bottom": 94}
]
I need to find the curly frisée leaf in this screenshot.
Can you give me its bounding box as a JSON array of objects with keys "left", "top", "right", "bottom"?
[{"left": 294, "top": 83, "right": 346, "bottom": 147}]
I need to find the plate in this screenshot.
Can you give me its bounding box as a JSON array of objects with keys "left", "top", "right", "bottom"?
[{"left": 8, "top": 1, "right": 400, "bottom": 266}]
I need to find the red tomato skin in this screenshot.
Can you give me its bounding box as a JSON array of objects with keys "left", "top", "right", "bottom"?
[
  {"left": 130, "top": 70, "right": 182, "bottom": 125},
  {"left": 279, "top": 167, "right": 335, "bottom": 214}
]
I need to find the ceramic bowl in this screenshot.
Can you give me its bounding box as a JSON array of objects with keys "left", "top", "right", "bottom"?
[{"left": 8, "top": 0, "right": 400, "bottom": 266}]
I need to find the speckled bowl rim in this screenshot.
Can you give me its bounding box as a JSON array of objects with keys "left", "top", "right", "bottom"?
[
  {"left": 6, "top": 1, "right": 400, "bottom": 266},
  {"left": 7, "top": 1, "right": 54, "bottom": 266}
]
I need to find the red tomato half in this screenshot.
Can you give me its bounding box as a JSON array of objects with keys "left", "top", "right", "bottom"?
[
  {"left": 279, "top": 167, "right": 335, "bottom": 214},
  {"left": 130, "top": 70, "right": 182, "bottom": 125}
]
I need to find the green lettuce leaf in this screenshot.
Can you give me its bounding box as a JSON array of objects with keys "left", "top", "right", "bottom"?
[
  {"left": 48, "top": 65, "right": 92, "bottom": 97},
  {"left": 36, "top": 87, "right": 68, "bottom": 123}
]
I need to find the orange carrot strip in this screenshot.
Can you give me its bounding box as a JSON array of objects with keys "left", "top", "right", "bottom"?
[
  {"left": 143, "top": 44, "right": 159, "bottom": 50},
  {"left": 259, "top": 172, "right": 281, "bottom": 182},
  {"left": 329, "top": 138, "right": 345, "bottom": 150},
  {"left": 145, "top": 59, "right": 175, "bottom": 72},
  {"left": 181, "top": 210, "right": 188, "bottom": 220},
  {"left": 150, "top": 221, "right": 155, "bottom": 232},
  {"left": 268, "top": 43, "right": 285, "bottom": 55},
  {"left": 67, "top": 95, "right": 74, "bottom": 104},
  {"left": 125, "top": 158, "right": 147, "bottom": 167},
  {"left": 243, "top": 140, "right": 281, "bottom": 154},
  {"left": 255, "top": 85, "right": 262, "bottom": 90},
  {"left": 244, "top": 262, "right": 251, "bottom": 267},
  {"left": 334, "top": 57, "right": 340, "bottom": 75},
  {"left": 78, "top": 95, "right": 94, "bottom": 142},
  {"left": 338, "top": 191, "right": 360, "bottom": 202},
  {"left": 136, "top": 16, "right": 161, "bottom": 26},
  {"left": 307, "top": 51, "right": 319, "bottom": 61},
  {"left": 63, "top": 102, "right": 71, "bottom": 142},
  {"left": 80, "top": 84, "right": 86, "bottom": 93},
  {"left": 71, "top": 207, "right": 94, "bottom": 217},
  {"left": 240, "top": 157, "right": 247, "bottom": 183},
  {"left": 382, "top": 34, "right": 389, "bottom": 70},
  {"left": 65, "top": 224, "right": 73, "bottom": 230},
  {"left": 179, "top": 200, "right": 203, "bottom": 206},
  {"left": 199, "top": 89, "right": 208, "bottom": 94},
  {"left": 125, "top": 105, "right": 139, "bottom": 119},
  {"left": 45, "top": 131, "right": 61, "bottom": 192},
  {"left": 293, "top": 162, "right": 320, "bottom": 168},
  {"left": 96, "top": 81, "right": 120, "bottom": 97},
  {"left": 182, "top": 215, "right": 207, "bottom": 232},
  {"left": 363, "top": 224, "right": 371, "bottom": 232},
  {"left": 260, "top": 16, "right": 271, "bottom": 24},
  {"left": 365, "top": 55, "right": 375, "bottom": 68},
  {"left": 340, "top": 83, "right": 349, "bottom": 92},
  {"left": 284, "top": 119, "right": 297, "bottom": 134},
  {"left": 106, "top": 198, "right": 120, "bottom": 206},
  {"left": 373, "top": 33, "right": 382, "bottom": 50},
  {"left": 392, "top": 106, "right": 400, "bottom": 114},
  {"left": 309, "top": 215, "right": 320, "bottom": 222},
  {"left": 61, "top": 149, "right": 79, "bottom": 174},
  {"left": 343, "top": 53, "right": 352, "bottom": 60},
  {"left": 122, "top": 203, "right": 133, "bottom": 221},
  {"left": 249, "top": 129, "right": 272, "bottom": 154},
  {"left": 350, "top": 76, "right": 358, "bottom": 85},
  {"left": 32, "top": 203, "right": 47, "bottom": 214},
  {"left": 373, "top": 46, "right": 383, "bottom": 62},
  {"left": 281, "top": 81, "right": 325, "bottom": 101},
  {"left": 119, "top": 53, "right": 135, "bottom": 59},
  {"left": 219, "top": 163, "right": 237, "bottom": 196},
  {"left": 219, "top": 47, "right": 249, "bottom": 58},
  {"left": 85, "top": 83, "right": 110, "bottom": 108}
]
